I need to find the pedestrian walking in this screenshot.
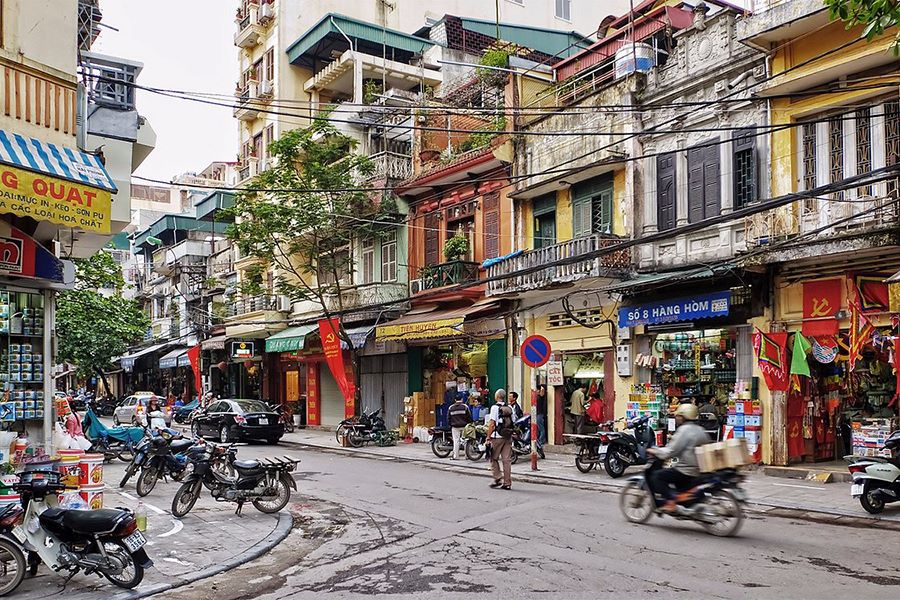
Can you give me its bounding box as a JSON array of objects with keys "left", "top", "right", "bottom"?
[
  {"left": 536, "top": 385, "right": 548, "bottom": 445},
  {"left": 570, "top": 382, "right": 588, "bottom": 434},
  {"left": 447, "top": 395, "right": 472, "bottom": 460},
  {"left": 487, "top": 389, "right": 514, "bottom": 490}
]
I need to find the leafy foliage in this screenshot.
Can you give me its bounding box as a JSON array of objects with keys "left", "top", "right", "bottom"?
[
  {"left": 443, "top": 233, "right": 470, "bottom": 262},
  {"left": 56, "top": 252, "right": 150, "bottom": 381},
  {"left": 826, "top": 0, "right": 900, "bottom": 54}
]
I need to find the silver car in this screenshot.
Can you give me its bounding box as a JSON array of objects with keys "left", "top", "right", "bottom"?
[{"left": 113, "top": 394, "right": 171, "bottom": 427}]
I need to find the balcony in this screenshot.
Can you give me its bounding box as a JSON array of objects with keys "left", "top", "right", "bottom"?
[
  {"left": 486, "top": 235, "right": 631, "bottom": 296},
  {"left": 237, "top": 159, "right": 259, "bottom": 183},
  {"left": 208, "top": 247, "right": 235, "bottom": 279},
  {"left": 324, "top": 281, "right": 408, "bottom": 313},
  {"left": 226, "top": 295, "right": 290, "bottom": 318},
  {"left": 738, "top": 0, "right": 827, "bottom": 50},
  {"left": 414, "top": 261, "right": 480, "bottom": 294},
  {"left": 234, "top": 3, "right": 267, "bottom": 49},
  {"left": 233, "top": 80, "right": 272, "bottom": 121},
  {"left": 368, "top": 151, "right": 412, "bottom": 182},
  {"left": 80, "top": 51, "right": 140, "bottom": 111},
  {"left": 151, "top": 240, "right": 210, "bottom": 274},
  {"left": 151, "top": 317, "right": 179, "bottom": 340}
]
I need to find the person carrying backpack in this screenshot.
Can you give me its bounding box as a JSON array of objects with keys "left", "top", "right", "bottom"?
[
  {"left": 448, "top": 394, "right": 473, "bottom": 460},
  {"left": 487, "top": 389, "right": 514, "bottom": 490}
]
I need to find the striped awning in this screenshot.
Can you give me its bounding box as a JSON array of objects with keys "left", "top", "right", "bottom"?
[{"left": 0, "top": 129, "right": 117, "bottom": 192}]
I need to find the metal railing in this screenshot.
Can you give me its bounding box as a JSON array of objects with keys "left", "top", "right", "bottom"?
[
  {"left": 486, "top": 234, "right": 631, "bottom": 295},
  {"left": 226, "top": 294, "right": 281, "bottom": 317},
  {"left": 324, "top": 281, "right": 407, "bottom": 311},
  {"left": 368, "top": 151, "right": 412, "bottom": 181},
  {"left": 79, "top": 52, "right": 139, "bottom": 111},
  {"left": 418, "top": 261, "right": 480, "bottom": 291},
  {"left": 208, "top": 248, "right": 235, "bottom": 278}
]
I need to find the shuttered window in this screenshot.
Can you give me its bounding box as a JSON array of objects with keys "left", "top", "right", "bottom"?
[
  {"left": 687, "top": 140, "right": 721, "bottom": 223},
  {"left": 424, "top": 212, "right": 440, "bottom": 266},
  {"left": 733, "top": 128, "right": 757, "bottom": 209},
  {"left": 572, "top": 175, "right": 613, "bottom": 237},
  {"left": 483, "top": 191, "right": 500, "bottom": 259},
  {"left": 657, "top": 153, "right": 676, "bottom": 231}
]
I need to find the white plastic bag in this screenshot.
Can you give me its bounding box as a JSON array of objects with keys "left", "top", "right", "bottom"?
[
  {"left": 72, "top": 435, "right": 92, "bottom": 451},
  {"left": 52, "top": 423, "right": 67, "bottom": 452}
]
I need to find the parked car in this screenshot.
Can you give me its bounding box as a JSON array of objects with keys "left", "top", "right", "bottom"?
[
  {"left": 191, "top": 399, "right": 283, "bottom": 444},
  {"left": 113, "top": 394, "right": 172, "bottom": 427},
  {"left": 173, "top": 399, "right": 199, "bottom": 424}
]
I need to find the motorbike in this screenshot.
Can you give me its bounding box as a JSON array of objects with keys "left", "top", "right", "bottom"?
[
  {"left": 619, "top": 456, "right": 747, "bottom": 537},
  {"left": 337, "top": 409, "right": 387, "bottom": 448},
  {"left": 848, "top": 430, "right": 900, "bottom": 514},
  {"left": 510, "top": 414, "right": 545, "bottom": 464},
  {"left": 82, "top": 406, "right": 145, "bottom": 463},
  {"left": 93, "top": 396, "right": 119, "bottom": 418},
  {"left": 565, "top": 420, "right": 616, "bottom": 473},
  {"left": 171, "top": 443, "right": 298, "bottom": 518},
  {"left": 463, "top": 422, "right": 489, "bottom": 461},
  {"left": 132, "top": 430, "right": 195, "bottom": 497},
  {"left": 11, "top": 470, "right": 152, "bottom": 588},
  {"left": 429, "top": 426, "right": 462, "bottom": 458},
  {"left": 603, "top": 414, "right": 656, "bottom": 478},
  {"left": 272, "top": 404, "right": 295, "bottom": 434}
]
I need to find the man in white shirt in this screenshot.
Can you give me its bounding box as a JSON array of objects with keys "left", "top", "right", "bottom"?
[{"left": 487, "top": 389, "right": 513, "bottom": 490}]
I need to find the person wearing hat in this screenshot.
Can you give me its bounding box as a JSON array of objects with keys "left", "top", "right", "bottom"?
[{"left": 647, "top": 403, "right": 709, "bottom": 513}]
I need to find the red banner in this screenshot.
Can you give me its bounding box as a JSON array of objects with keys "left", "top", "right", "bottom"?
[
  {"left": 306, "top": 363, "right": 320, "bottom": 426},
  {"left": 753, "top": 330, "right": 789, "bottom": 392},
  {"left": 852, "top": 273, "right": 889, "bottom": 312},
  {"left": 802, "top": 278, "right": 841, "bottom": 336},
  {"left": 187, "top": 345, "right": 202, "bottom": 398},
  {"left": 318, "top": 318, "right": 356, "bottom": 418}
]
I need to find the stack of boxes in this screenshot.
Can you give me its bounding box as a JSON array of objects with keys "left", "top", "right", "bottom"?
[
  {"left": 408, "top": 392, "right": 435, "bottom": 429},
  {"left": 628, "top": 385, "right": 664, "bottom": 443},
  {"left": 851, "top": 420, "right": 893, "bottom": 458},
  {"left": 0, "top": 291, "right": 46, "bottom": 423},
  {"left": 725, "top": 379, "right": 761, "bottom": 461}
]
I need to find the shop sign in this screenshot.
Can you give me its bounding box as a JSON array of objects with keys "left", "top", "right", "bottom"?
[
  {"left": 618, "top": 291, "right": 730, "bottom": 328},
  {"left": 306, "top": 363, "right": 320, "bottom": 426},
  {"left": 376, "top": 317, "right": 464, "bottom": 341},
  {"left": 0, "top": 165, "right": 111, "bottom": 234},
  {"left": 230, "top": 341, "right": 255, "bottom": 360},
  {"left": 546, "top": 360, "right": 564, "bottom": 386},
  {"left": 0, "top": 222, "right": 63, "bottom": 282}
]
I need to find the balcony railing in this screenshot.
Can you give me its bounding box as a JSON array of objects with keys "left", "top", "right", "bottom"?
[
  {"left": 486, "top": 234, "right": 631, "bottom": 296},
  {"left": 416, "top": 261, "right": 480, "bottom": 292},
  {"left": 324, "top": 281, "right": 408, "bottom": 312},
  {"left": 226, "top": 294, "right": 288, "bottom": 317},
  {"left": 368, "top": 151, "right": 412, "bottom": 181},
  {"left": 208, "top": 248, "right": 235, "bottom": 278},
  {"left": 79, "top": 51, "right": 139, "bottom": 111},
  {"left": 234, "top": 3, "right": 266, "bottom": 48}
]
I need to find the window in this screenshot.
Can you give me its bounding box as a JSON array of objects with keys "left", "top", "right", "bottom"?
[
  {"left": 801, "top": 121, "right": 817, "bottom": 206},
  {"left": 687, "top": 140, "right": 721, "bottom": 223},
  {"left": 555, "top": 0, "right": 571, "bottom": 20},
  {"left": 264, "top": 48, "right": 274, "bottom": 82},
  {"left": 483, "top": 191, "right": 501, "bottom": 259},
  {"left": 448, "top": 218, "right": 475, "bottom": 261},
  {"left": 856, "top": 108, "right": 872, "bottom": 197},
  {"left": 572, "top": 176, "right": 613, "bottom": 237},
  {"left": 533, "top": 195, "right": 557, "bottom": 249},
  {"left": 381, "top": 231, "right": 397, "bottom": 282},
  {"left": 828, "top": 117, "right": 844, "bottom": 200},
  {"left": 424, "top": 212, "right": 440, "bottom": 266},
  {"left": 251, "top": 134, "right": 263, "bottom": 159},
  {"left": 657, "top": 153, "right": 677, "bottom": 231},
  {"left": 318, "top": 249, "right": 351, "bottom": 286},
  {"left": 252, "top": 60, "right": 263, "bottom": 82},
  {"left": 361, "top": 237, "right": 375, "bottom": 284},
  {"left": 885, "top": 101, "right": 900, "bottom": 196},
  {"left": 732, "top": 128, "right": 757, "bottom": 209},
  {"left": 264, "top": 125, "right": 274, "bottom": 159}
]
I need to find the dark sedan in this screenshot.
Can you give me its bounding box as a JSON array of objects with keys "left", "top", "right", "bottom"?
[{"left": 191, "top": 399, "right": 283, "bottom": 444}]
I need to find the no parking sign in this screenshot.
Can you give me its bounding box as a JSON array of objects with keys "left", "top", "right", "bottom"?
[{"left": 520, "top": 335, "right": 551, "bottom": 368}]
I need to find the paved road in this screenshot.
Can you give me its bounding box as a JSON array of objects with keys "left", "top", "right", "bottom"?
[{"left": 160, "top": 443, "right": 900, "bottom": 600}]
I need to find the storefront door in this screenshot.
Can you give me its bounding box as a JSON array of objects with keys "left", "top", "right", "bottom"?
[
  {"left": 361, "top": 354, "right": 408, "bottom": 430},
  {"left": 319, "top": 367, "right": 344, "bottom": 427}
]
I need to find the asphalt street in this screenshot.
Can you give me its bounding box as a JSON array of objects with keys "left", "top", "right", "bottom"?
[{"left": 158, "top": 442, "right": 900, "bottom": 600}]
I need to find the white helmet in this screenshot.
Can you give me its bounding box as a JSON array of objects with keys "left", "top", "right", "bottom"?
[{"left": 675, "top": 403, "right": 699, "bottom": 421}]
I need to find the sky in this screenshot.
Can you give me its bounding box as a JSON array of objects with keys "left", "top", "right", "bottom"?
[{"left": 92, "top": 0, "right": 237, "bottom": 182}]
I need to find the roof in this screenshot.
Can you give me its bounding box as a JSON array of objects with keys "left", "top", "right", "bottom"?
[
  {"left": 265, "top": 325, "right": 317, "bottom": 353},
  {"left": 132, "top": 214, "right": 228, "bottom": 249},
  {"left": 287, "top": 13, "right": 434, "bottom": 67},
  {"left": 396, "top": 146, "right": 500, "bottom": 197},
  {"left": 159, "top": 347, "right": 187, "bottom": 369},
  {"left": 0, "top": 128, "right": 117, "bottom": 192},
  {"left": 605, "top": 265, "right": 736, "bottom": 295},
  {"left": 194, "top": 190, "right": 235, "bottom": 222},
  {"left": 120, "top": 342, "right": 171, "bottom": 368}
]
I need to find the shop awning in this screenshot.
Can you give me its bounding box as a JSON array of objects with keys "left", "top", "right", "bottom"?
[
  {"left": 265, "top": 325, "right": 317, "bottom": 353},
  {"left": 0, "top": 129, "right": 117, "bottom": 234},
  {"left": 201, "top": 335, "right": 226, "bottom": 350},
  {"left": 159, "top": 347, "right": 187, "bottom": 369},
  {"left": 376, "top": 301, "right": 499, "bottom": 342},
  {"left": 120, "top": 342, "right": 170, "bottom": 370},
  {"left": 177, "top": 353, "right": 192, "bottom": 368},
  {"left": 342, "top": 325, "right": 373, "bottom": 349},
  {"left": 605, "top": 265, "right": 734, "bottom": 295}
]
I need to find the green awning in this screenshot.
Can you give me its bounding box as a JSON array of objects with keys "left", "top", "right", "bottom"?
[{"left": 265, "top": 325, "right": 317, "bottom": 353}]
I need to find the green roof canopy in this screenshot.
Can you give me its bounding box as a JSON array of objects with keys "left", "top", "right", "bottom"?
[
  {"left": 133, "top": 214, "right": 228, "bottom": 251},
  {"left": 265, "top": 324, "right": 317, "bottom": 353},
  {"left": 195, "top": 191, "right": 235, "bottom": 222}
]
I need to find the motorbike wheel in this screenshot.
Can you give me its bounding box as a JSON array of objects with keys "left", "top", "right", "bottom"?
[
  {"left": 335, "top": 424, "right": 348, "bottom": 445},
  {"left": 701, "top": 490, "right": 744, "bottom": 537},
  {"left": 575, "top": 448, "right": 595, "bottom": 473},
  {"left": 0, "top": 537, "right": 26, "bottom": 595},
  {"left": 604, "top": 449, "right": 628, "bottom": 478},
  {"left": 431, "top": 436, "right": 452, "bottom": 458},
  {"left": 119, "top": 462, "right": 139, "bottom": 488},
  {"left": 171, "top": 480, "right": 202, "bottom": 518},
  {"left": 191, "top": 421, "right": 201, "bottom": 439},
  {"left": 346, "top": 429, "right": 365, "bottom": 449},
  {"left": 283, "top": 419, "right": 295, "bottom": 434},
  {"left": 172, "top": 462, "right": 193, "bottom": 483},
  {"left": 252, "top": 476, "right": 291, "bottom": 514},
  {"left": 465, "top": 440, "right": 485, "bottom": 461},
  {"left": 101, "top": 541, "right": 144, "bottom": 589},
  {"left": 510, "top": 449, "right": 519, "bottom": 465},
  {"left": 219, "top": 425, "right": 232, "bottom": 443},
  {"left": 860, "top": 482, "right": 886, "bottom": 514},
  {"left": 619, "top": 480, "right": 655, "bottom": 524},
  {"left": 135, "top": 467, "right": 159, "bottom": 497}
]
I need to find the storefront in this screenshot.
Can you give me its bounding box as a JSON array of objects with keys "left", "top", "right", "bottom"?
[
  {"left": 227, "top": 340, "right": 263, "bottom": 400},
  {"left": 120, "top": 342, "right": 171, "bottom": 394},
  {"left": 158, "top": 347, "right": 188, "bottom": 399},
  {"left": 200, "top": 333, "right": 227, "bottom": 397},
  {"left": 359, "top": 338, "right": 407, "bottom": 431}
]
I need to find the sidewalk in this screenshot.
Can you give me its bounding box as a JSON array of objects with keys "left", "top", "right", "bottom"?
[
  {"left": 13, "top": 459, "right": 292, "bottom": 600},
  {"left": 280, "top": 427, "right": 900, "bottom": 527}
]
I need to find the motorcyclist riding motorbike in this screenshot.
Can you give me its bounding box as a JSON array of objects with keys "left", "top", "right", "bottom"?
[{"left": 646, "top": 403, "right": 709, "bottom": 513}]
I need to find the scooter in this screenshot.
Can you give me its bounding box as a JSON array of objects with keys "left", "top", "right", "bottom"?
[
  {"left": 565, "top": 419, "right": 616, "bottom": 473},
  {"left": 848, "top": 430, "right": 900, "bottom": 514},
  {"left": 429, "top": 426, "right": 462, "bottom": 458},
  {"left": 603, "top": 414, "right": 656, "bottom": 478},
  {"left": 510, "top": 414, "right": 545, "bottom": 463},
  {"left": 463, "top": 422, "right": 489, "bottom": 461}
]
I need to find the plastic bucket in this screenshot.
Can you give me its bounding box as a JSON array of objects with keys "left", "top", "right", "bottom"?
[
  {"left": 79, "top": 484, "right": 104, "bottom": 510},
  {"left": 79, "top": 454, "right": 104, "bottom": 487},
  {"left": 57, "top": 449, "right": 84, "bottom": 460},
  {"left": 58, "top": 454, "right": 82, "bottom": 488}
]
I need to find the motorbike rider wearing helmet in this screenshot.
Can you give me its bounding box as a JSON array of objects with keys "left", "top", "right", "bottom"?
[{"left": 647, "top": 403, "right": 710, "bottom": 513}]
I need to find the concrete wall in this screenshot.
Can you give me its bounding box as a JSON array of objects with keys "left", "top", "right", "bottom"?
[{"left": 3, "top": 0, "right": 78, "bottom": 79}]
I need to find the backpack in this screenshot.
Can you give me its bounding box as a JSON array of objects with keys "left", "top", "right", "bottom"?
[{"left": 496, "top": 404, "right": 515, "bottom": 439}]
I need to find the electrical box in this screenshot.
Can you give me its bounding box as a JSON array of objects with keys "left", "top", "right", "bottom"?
[{"left": 616, "top": 343, "right": 632, "bottom": 377}]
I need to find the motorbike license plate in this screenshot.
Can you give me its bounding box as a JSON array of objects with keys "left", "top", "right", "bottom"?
[
  {"left": 123, "top": 531, "right": 146, "bottom": 553},
  {"left": 850, "top": 483, "right": 864, "bottom": 497}
]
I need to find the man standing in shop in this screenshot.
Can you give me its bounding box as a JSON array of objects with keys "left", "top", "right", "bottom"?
[
  {"left": 487, "top": 389, "right": 513, "bottom": 490},
  {"left": 570, "top": 382, "right": 588, "bottom": 434},
  {"left": 447, "top": 394, "right": 472, "bottom": 460}
]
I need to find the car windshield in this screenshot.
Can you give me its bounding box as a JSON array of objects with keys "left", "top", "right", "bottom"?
[{"left": 234, "top": 400, "right": 272, "bottom": 414}]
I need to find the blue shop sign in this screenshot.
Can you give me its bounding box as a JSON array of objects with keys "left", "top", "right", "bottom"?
[{"left": 619, "top": 291, "right": 731, "bottom": 328}]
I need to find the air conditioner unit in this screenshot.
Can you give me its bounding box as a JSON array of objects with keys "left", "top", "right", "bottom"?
[
  {"left": 258, "top": 79, "right": 273, "bottom": 98},
  {"left": 258, "top": 158, "right": 270, "bottom": 172},
  {"left": 258, "top": 3, "right": 274, "bottom": 23},
  {"left": 409, "top": 279, "right": 423, "bottom": 295},
  {"left": 277, "top": 295, "right": 293, "bottom": 312}
]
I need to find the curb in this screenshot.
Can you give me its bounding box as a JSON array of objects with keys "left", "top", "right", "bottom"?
[
  {"left": 283, "top": 439, "right": 900, "bottom": 527},
  {"left": 762, "top": 465, "right": 852, "bottom": 484},
  {"left": 111, "top": 511, "right": 294, "bottom": 600}
]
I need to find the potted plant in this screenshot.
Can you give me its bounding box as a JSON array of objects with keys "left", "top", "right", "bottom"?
[{"left": 443, "top": 233, "right": 470, "bottom": 262}]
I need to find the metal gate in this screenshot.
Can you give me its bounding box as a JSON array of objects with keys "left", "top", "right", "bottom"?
[
  {"left": 319, "top": 367, "right": 344, "bottom": 427},
  {"left": 361, "top": 353, "right": 407, "bottom": 430}
]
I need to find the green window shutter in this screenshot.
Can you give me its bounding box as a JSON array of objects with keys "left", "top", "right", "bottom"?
[
  {"left": 573, "top": 196, "right": 592, "bottom": 238},
  {"left": 594, "top": 189, "right": 613, "bottom": 234}
]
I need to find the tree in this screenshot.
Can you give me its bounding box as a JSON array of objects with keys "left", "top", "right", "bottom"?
[
  {"left": 56, "top": 252, "right": 150, "bottom": 396},
  {"left": 225, "top": 119, "right": 400, "bottom": 406},
  {"left": 826, "top": 0, "right": 900, "bottom": 54}
]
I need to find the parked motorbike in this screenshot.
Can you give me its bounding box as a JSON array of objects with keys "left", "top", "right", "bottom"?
[
  {"left": 11, "top": 470, "right": 152, "bottom": 588},
  {"left": 429, "top": 426, "right": 461, "bottom": 458},
  {"left": 337, "top": 409, "right": 387, "bottom": 448},
  {"left": 510, "top": 414, "right": 545, "bottom": 463},
  {"left": 133, "top": 430, "right": 195, "bottom": 497},
  {"left": 848, "top": 430, "right": 900, "bottom": 514},
  {"left": 463, "top": 422, "right": 489, "bottom": 461},
  {"left": 566, "top": 420, "right": 616, "bottom": 473},
  {"left": 603, "top": 414, "right": 656, "bottom": 478},
  {"left": 273, "top": 404, "right": 295, "bottom": 434},
  {"left": 619, "top": 457, "right": 746, "bottom": 537},
  {"left": 171, "top": 443, "right": 298, "bottom": 518},
  {"left": 82, "top": 406, "right": 144, "bottom": 463}
]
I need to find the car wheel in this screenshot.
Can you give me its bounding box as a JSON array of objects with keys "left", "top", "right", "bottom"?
[
  {"left": 219, "top": 425, "right": 231, "bottom": 443},
  {"left": 113, "top": 415, "right": 120, "bottom": 426}
]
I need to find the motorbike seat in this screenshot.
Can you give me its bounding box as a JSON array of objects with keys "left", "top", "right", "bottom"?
[
  {"left": 233, "top": 459, "right": 261, "bottom": 471},
  {"left": 40, "top": 508, "right": 126, "bottom": 534},
  {"left": 169, "top": 439, "right": 193, "bottom": 453}
]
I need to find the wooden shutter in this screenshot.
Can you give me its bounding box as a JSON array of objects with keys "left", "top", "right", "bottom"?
[
  {"left": 657, "top": 153, "right": 676, "bottom": 230},
  {"left": 732, "top": 128, "right": 757, "bottom": 208},
  {"left": 687, "top": 141, "right": 720, "bottom": 223},
  {"left": 483, "top": 192, "right": 500, "bottom": 259},
  {"left": 687, "top": 146, "right": 704, "bottom": 223},
  {"left": 424, "top": 212, "right": 439, "bottom": 266},
  {"left": 704, "top": 144, "right": 721, "bottom": 218},
  {"left": 572, "top": 196, "right": 592, "bottom": 238}
]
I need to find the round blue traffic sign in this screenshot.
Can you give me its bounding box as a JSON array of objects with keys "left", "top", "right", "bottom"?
[{"left": 521, "top": 335, "right": 551, "bottom": 368}]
